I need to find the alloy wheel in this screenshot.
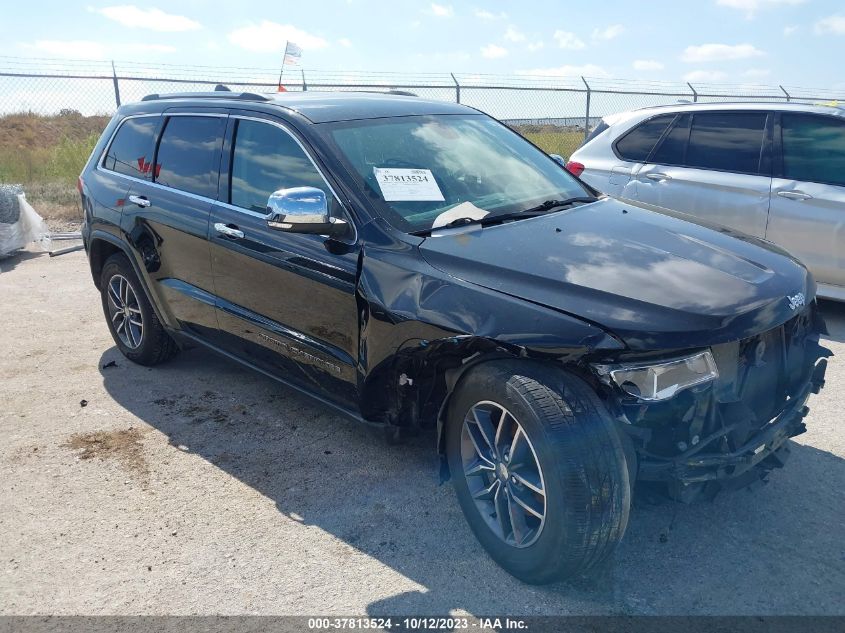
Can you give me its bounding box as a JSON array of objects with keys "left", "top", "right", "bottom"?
[
  {"left": 106, "top": 274, "right": 144, "bottom": 349},
  {"left": 460, "top": 400, "right": 547, "bottom": 548}
]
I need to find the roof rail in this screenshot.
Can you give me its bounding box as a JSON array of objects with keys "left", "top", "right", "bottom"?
[{"left": 140, "top": 91, "right": 271, "bottom": 102}]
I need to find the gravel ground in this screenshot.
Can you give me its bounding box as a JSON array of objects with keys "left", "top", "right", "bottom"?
[{"left": 1, "top": 248, "right": 843, "bottom": 616}]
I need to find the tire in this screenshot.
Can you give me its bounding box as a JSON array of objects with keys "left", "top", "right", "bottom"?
[
  {"left": 100, "top": 253, "right": 178, "bottom": 366},
  {"left": 446, "top": 360, "right": 630, "bottom": 584}
]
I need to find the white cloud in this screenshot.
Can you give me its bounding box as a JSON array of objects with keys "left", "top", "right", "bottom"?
[
  {"left": 228, "top": 21, "right": 328, "bottom": 52},
  {"left": 91, "top": 5, "right": 201, "bottom": 32},
  {"left": 475, "top": 9, "right": 506, "bottom": 20},
  {"left": 743, "top": 67, "right": 771, "bottom": 78},
  {"left": 504, "top": 26, "right": 525, "bottom": 42},
  {"left": 481, "top": 44, "right": 508, "bottom": 59},
  {"left": 527, "top": 41, "right": 544, "bottom": 52},
  {"left": 815, "top": 15, "right": 845, "bottom": 35},
  {"left": 592, "top": 24, "right": 625, "bottom": 40},
  {"left": 633, "top": 59, "right": 664, "bottom": 71},
  {"left": 524, "top": 64, "right": 610, "bottom": 78},
  {"left": 683, "top": 69, "right": 729, "bottom": 82},
  {"left": 681, "top": 43, "right": 764, "bottom": 62},
  {"left": 716, "top": 0, "right": 806, "bottom": 18},
  {"left": 338, "top": 38, "right": 352, "bottom": 47},
  {"left": 430, "top": 3, "right": 454, "bottom": 17},
  {"left": 553, "top": 30, "right": 585, "bottom": 49},
  {"left": 783, "top": 25, "right": 798, "bottom": 35},
  {"left": 25, "top": 40, "right": 107, "bottom": 59}
]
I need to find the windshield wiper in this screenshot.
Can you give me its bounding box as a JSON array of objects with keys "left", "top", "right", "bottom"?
[
  {"left": 408, "top": 196, "right": 599, "bottom": 237},
  {"left": 408, "top": 217, "right": 477, "bottom": 236},
  {"left": 471, "top": 196, "right": 599, "bottom": 227},
  {"left": 517, "top": 196, "right": 599, "bottom": 215}
]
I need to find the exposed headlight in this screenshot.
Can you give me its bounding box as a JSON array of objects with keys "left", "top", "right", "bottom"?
[{"left": 594, "top": 351, "right": 719, "bottom": 402}]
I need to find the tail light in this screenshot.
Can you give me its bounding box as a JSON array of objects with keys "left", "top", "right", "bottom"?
[
  {"left": 77, "top": 176, "right": 84, "bottom": 194},
  {"left": 565, "top": 161, "right": 585, "bottom": 178}
]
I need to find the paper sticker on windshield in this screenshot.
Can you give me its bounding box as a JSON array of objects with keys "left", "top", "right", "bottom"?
[{"left": 374, "top": 168, "right": 445, "bottom": 202}]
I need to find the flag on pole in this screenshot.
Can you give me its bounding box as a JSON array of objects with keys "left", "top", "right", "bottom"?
[{"left": 283, "top": 42, "right": 303, "bottom": 66}]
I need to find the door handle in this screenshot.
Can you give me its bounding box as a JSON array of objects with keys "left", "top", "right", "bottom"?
[
  {"left": 777, "top": 190, "right": 813, "bottom": 201},
  {"left": 214, "top": 222, "right": 245, "bottom": 239},
  {"left": 645, "top": 172, "right": 671, "bottom": 181},
  {"left": 127, "top": 195, "right": 151, "bottom": 208}
]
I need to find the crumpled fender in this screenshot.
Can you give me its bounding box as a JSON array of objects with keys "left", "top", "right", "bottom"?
[
  {"left": 353, "top": 235, "right": 624, "bottom": 432},
  {"left": 356, "top": 241, "right": 624, "bottom": 382}
]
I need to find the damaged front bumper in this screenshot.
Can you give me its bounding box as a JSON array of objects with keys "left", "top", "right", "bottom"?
[
  {"left": 637, "top": 358, "right": 826, "bottom": 491},
  {"left": 608, "top": 305, "right": 832, "bottom": 502}
]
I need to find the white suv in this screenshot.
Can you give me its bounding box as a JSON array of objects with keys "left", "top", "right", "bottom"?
[{"left": 568, "top": 102, "right": 845, "bottom": 301}]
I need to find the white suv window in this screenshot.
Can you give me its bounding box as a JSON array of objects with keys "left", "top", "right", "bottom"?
[
  {"left": 614, "top": 114, "right": 674, "bottom": 162},
  {"left": 782, "top": 113, "right": 845, "bottom": 187},
  {"left": 685, "top": 112, "right": 766, "bottom": 175}
]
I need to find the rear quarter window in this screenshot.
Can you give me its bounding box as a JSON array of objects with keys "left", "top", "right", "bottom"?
[
  {"left": 614, "top": 114, "right": 675, "bottom": 162},
  {"left": 650, "top": 114, "right": 690, "bottom": 165},
  {"left": 102, "top": 116, "right": 158, "bottom": 180}
]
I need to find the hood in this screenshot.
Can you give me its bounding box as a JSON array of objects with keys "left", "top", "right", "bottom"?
[{"left": 419, "top": 198, "right": 813, "bottom": 350}]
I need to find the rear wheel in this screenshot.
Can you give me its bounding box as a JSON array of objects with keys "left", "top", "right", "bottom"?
[
  {"left": 446, "top": 361, "right": 630, "bottom": 584},
  {"left": 100, "top": 253, "right": 177, "bottom": 366}
]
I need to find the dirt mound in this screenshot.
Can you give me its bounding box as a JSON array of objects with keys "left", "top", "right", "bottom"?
[{"left": 0, "top": 110, "right": 109, "bottom": 152}]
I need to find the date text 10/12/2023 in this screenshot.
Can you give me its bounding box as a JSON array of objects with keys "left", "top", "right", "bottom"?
[{"left": 307, "top": 617, "right": 529, "bottom": 630}]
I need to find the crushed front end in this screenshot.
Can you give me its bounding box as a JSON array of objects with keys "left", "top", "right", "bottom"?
[{"left": 596, "top": 303, "right": 831, "bottom": 503}]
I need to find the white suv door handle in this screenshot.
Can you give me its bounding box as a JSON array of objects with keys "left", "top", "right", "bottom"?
[
  {"left": 777, "top": 190, "right": 813, "bottom": 201},
  {"left": 127, "top": 195, "right": 151, "bottom": 208},
  {"left": 214, "top": 223, "right": 245, "bottom": 239},
  {"left": 645, "top": 172, "right": 671, "bottom": 181}
]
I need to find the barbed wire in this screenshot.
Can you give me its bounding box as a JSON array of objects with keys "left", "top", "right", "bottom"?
[{"left": 1, "top": 55, "right": 844, "bottom": 98}]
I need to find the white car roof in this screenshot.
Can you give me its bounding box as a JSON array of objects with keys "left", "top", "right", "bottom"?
[{"left": 604, "top": 101, "right": 845, "bottom": 126}]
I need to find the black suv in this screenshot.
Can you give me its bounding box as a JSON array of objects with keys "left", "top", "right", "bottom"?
[{"left": 81, "top": 91, "right": 830, "bottom": 584}]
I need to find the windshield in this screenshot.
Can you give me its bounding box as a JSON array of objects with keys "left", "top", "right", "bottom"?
[{"left": 319, "top": 114, "right": 591, "bottom": 233}]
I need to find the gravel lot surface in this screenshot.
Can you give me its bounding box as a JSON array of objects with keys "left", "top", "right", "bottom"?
[{"left": 1, "top": 248, "right": 843, "bottom": 616}]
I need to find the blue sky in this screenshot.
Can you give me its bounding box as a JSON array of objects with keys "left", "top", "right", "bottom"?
[{"left": 4, "top": 0, "right": 845, "bottom": 88}]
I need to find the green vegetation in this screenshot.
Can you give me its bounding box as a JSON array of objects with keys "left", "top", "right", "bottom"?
[
  {"left": 509, "top": 125, "right": 585, "bottom": 160},
  {"left": 0, "top": 110, "right": 109, "bottom": 227}
]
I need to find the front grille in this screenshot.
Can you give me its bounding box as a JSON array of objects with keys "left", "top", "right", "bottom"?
[{"left": 710, "top": 304, "right": 816, "bottom": 444}]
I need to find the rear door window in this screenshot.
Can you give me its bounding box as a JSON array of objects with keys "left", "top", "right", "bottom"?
[
  {"left": 155, "top": 115, "right": 226, "bottom": 198},
  {"left": 685, "top": 112, "right": 767, "bottom": 174},
  {"left": 102, "top": 116, "right": 158, "bottom": 179},
  {"left": 614, "top": 114, "right": 674, "bottom": 162},
  {"left": 781, "top": 113, "right": 845, "bottom": 187}
]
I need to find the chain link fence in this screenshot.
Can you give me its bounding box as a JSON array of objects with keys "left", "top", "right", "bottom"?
[
  {"left": 1, "top": 56, "right": 844, "bottom": 225},
  {"left": 3, "top": 58, "right": 845, "bottom": 154}
]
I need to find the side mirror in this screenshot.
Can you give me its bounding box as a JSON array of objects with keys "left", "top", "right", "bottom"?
[
  {"left": 549, "top": 154, "right": 567, "bottom": 168},
  {"left": 266, "top": 187, "right": 349, "bottom": 238}
]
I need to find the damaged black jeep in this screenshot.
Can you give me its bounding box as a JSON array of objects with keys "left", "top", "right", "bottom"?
[{"left": 81, "top": 91, "right": 830, "bottom": 584}]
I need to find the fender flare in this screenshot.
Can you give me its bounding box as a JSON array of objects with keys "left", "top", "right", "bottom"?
[{"left": 87, "top": 230, "right": 171, "bottom": 331}]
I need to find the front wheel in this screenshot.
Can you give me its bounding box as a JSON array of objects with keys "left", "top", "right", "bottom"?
[{"left": 446, "top": 361, "right": 630, "bottom": 584}]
